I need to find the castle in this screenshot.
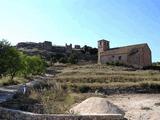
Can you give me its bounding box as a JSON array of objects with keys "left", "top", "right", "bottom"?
[
  {"left": 98, "top": 39, "right": 152, "bottom": 68},
  {"left": 17, "top": 41, "right": 75, "bottom": 54},
  {"left": 16, "top": 41, "right": 97, "bottom": 62}
]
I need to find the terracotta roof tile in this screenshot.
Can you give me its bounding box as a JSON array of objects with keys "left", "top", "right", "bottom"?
[{"left": 101, "top": 43, "right": 148, "bottom": 56}]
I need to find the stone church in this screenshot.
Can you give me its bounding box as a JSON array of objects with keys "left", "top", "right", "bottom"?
[{"left": 98, "top": 39, "right": 152, "bottom": 68}]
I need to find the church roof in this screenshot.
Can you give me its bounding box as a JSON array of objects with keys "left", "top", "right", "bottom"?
[
  {"left": 98, "top": 39, "right": 110, "bottom": 42},
  {"left": 101, "top": 43, "right": 149, "bottom": 56}
]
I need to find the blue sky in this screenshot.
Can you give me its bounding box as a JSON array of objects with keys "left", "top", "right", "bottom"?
[{"left": 0, "top": 0, "right": 159, "bottom": 61}]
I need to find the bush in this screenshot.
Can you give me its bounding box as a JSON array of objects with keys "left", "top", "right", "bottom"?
[
  {"left": 140, "top": 82, "right": 160, "bottom": 91},
  {"left": 152, "top": 62, "right": 160, "bottom": 66},
  {"left": 79, "top": 85, "right": 91, "bottom": 93},
  {"left": 59, "top": 57, "right": 68, "bottom": 63},
  {"left": 68, "top": 53, "right": 78, "bottom": 64},
  {"left": 20, "top": 54, "right": 46, "bottom": 77}
]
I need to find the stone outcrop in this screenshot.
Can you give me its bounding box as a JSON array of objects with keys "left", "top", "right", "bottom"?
[
  {"left": 17, "top": 41, "right": 52, "bottom": 51},
  {"left": 70, "top": 97, "right": 125, "bottom": 117}
]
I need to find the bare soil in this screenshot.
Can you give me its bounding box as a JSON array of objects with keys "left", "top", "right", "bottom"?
[{"left": 106, "top": 94, "right": 160, "bottom": 120}]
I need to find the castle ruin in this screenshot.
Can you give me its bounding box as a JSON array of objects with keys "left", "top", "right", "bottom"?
[{"left": 16, "top": 41, "right": 97, "bottom": 62}]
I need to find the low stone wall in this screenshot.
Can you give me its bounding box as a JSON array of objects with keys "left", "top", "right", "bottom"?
[{"left": 0, "top": 107, "right": 124, "bottom": 120}]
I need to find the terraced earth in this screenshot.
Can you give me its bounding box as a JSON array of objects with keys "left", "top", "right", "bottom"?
[
  {"left": 1, "top": 64, "right": 160, "bottom": 119},
  {"left": 54, "top": 64, "right": 160, "bottom": 94}
]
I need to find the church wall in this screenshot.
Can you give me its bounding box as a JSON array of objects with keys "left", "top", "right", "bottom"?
[{"left": 100, "top": 53, "right": 128, "bottom": 64}]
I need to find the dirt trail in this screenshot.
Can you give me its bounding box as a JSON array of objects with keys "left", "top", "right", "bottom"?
[
  {"left": 0, "top": 74, "right": 54, "bottom": 103},
  {"left": 106, "top": 94, "right": 160, "bottom": 120}
]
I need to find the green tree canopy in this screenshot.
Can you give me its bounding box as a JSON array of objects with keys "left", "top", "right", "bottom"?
[
  {"left": 0, "top": 39, "right": 47, "bottom": 81},
  {"left": 20, "top": 54, "right": 46, "bottom": 78},
  {"left": 68, "top": 53, "right": 78, "bottom": 64},
  {"left": 0, "top": 39, "right": 21, "bottom": 80}
]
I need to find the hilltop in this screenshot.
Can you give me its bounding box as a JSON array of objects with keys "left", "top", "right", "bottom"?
[{"left": 16, "top": 41, "right": 98, "bottom": 63}]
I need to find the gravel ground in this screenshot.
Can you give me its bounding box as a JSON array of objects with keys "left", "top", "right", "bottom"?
[{"left": 106, "top": 94, "right": 160, "bottom": 120}]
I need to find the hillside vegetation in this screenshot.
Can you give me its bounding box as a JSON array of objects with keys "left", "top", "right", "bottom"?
[
  {"left": 2, "top": 64, "right": 160, "bottom": 114},
  {"left": 54, "top": 64, "right": 160, "bottom": 93},
  {"left": 0, "top": 39, "right": 46, "bottom": 86}
]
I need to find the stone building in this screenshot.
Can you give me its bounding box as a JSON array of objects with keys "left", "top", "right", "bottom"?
[
  {"left": 17, "top": 41, "right": 52, "bottom": 51},
  {"left": 43, "top": 41, "right": 52, "bottom": 51},
  {"left": 98, "top": 39, "right": 152, "bottom": 68},
  {"left": 65, "top": 43, "right": 72, "bottom": 54},
  {"left": 75, "top": 45, "right": 81, "bottom": 49},
  {"left": 16, "top": 41, "right": 98, "bottom": 62}
]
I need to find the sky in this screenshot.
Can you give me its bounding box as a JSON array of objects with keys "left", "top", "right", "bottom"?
[{"left": 0, "top": 0, "right": 159, "bottom": 62}]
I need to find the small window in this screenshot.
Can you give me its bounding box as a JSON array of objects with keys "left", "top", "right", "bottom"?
[
  {"left": 119, "top": 56, "right": 121, "bottom": 60},
  {"left": 112, "top": 56, "right": 114, "bottom": 58},
  {"left": 100, "top": 41, "right": 102, "bottom": 45}
]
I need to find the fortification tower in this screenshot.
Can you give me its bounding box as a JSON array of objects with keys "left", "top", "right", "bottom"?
[
  {"left": 98, "top": 39, "right": 110, "bottom": 64},
  {"left": 43, "top": 41, "right": 52, "bottom": 51},
  {"left": 65, "top": 43, "right": 72, "bottom": 53}
]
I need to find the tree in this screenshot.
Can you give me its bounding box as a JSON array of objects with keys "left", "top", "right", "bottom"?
[
  {"left": 83, "top": 45, "right": 89, "bottom": 53},
  {"left": 0, "top": 39, "right": 21, "bottom": 80},
  {"left": 89, "top": 48, "right": 98, "bottom": 55},
  {"left": 0, "top": 39, "right": 47, "bottom": 82},
  {"left": 0, "top": 39, "right": 11, "bottom": 77},
  {"left": 6, "top": 47, "right": 21, "bottom": 80},
  {"left": 30, "top": 56, "right": 46, "bottom": 75},
  {"left": 20, "top": 54, "right": 46, "bottom": 78}
]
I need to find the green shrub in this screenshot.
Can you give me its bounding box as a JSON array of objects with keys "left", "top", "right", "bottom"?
[
  {"left": 20, "top": 54, "right": 46, "bottom": 77},
  {"left": 59, "top": 57, "right": 68, "bottom": 63},
  {"left": 79, "top": 85, "right": 91, "bottom": 93},
  {"left": 68, "top": 53, "right": 78, "bottom": 64}
]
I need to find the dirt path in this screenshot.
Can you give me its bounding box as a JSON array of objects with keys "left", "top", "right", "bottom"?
[
  {"left": 0, "top": 74, "right": 54, "bottom": 103},
  {"left": 0, "top": 85, "right": 21, "bottom": 103},
  {"left": 106, "top": 94, "right": 160, "bottom": 120}
]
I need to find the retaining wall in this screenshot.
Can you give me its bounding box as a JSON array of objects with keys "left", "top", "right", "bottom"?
[{"left": 0, "top": 107, "right": 124, "bottom": 120}]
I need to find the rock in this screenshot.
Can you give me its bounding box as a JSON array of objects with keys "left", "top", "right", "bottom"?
[{"left": 70, "top": 97, "right": 125, "bottom": 117}]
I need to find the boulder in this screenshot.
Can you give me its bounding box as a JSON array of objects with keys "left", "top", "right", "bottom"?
[{"left": 70, "top": 97, "right": 125, "bottom": 117}]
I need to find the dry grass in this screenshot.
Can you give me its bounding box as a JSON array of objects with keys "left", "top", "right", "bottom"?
[
  {"left": 0, "top": 76, "right": 27, "bottom": 86},
  {"left": 0, "top": 79, "right": 105, "bottom": 114},
  {"left": 54, "top": 64, "right": 160, "bottom": 92},
  {"left": 29, "top": 88, "right": 75, "bottom": 114},
  {"left": 1, "top": 64, "right": 160, "bottom": 114}
]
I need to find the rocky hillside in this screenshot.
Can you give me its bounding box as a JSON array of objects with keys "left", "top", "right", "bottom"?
[{"left": 16, "top": 41, "right": 98, "bottom": 63}]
